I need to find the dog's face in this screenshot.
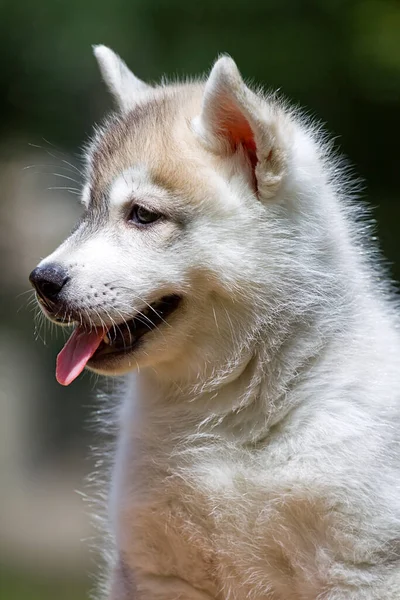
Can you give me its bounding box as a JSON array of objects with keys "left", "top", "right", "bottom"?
[{"left": 29, "top": 47, "right": 295, "bottom": 385}]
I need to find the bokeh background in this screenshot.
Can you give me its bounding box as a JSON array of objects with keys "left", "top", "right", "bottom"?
[{"left": 0, "top": 1, "right": 399, "bottom": 598}]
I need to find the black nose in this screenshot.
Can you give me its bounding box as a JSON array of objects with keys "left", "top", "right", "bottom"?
[{"left": 29, "top": 263, "right": 69, "bottom": 303}]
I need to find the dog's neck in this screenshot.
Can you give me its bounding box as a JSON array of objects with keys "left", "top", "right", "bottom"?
[
  {"left": 125, "top": 306, "right": 334, "bottom": 446},
  {"left": 123, "top": 223, "right": 364, "bottom": 445}
]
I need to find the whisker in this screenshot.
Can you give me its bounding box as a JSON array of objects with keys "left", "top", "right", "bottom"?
[
  {"left": 33, "top": 308, "right": 47, "bottom": 345},
  {"left": 84, "top": 308, "right": 96, "bottom": 333},
  {"left": 92, "top": 308, "right": 107, "bottom": 334},
  {"left": 111, "top": 309, "right": 132, "bottom": 350},
  {"left": 107, "top": 286, "right": 173, "bottom": 329},
  {"left": 112, "top": 303, "right": 169, "bottom": 346},
  {"left": 60, "top": 158, "right": 84, "bottom": 177},
  {"left": 27, "top": 140, "right": 85, "bottom": 178},
  {"left": 42, "top": 139, "right": 85, "bottom": 177},
  {"left": 23, "top": 164, "right": 81, "bottom": 176},
  {"left": 101, "top": 307, "right": 118, "bottom": 342},
  {"left": 16, "top": 288, "right": 35, "bottom": 298},
  {"left": 51, "top": 173, "right": 81, "bottom": 185},
  {"left": 47, "top": 186, "right": 80, "bottom": 195},
  {"left": 47, "top": 185, "right": 80, "bottom": 192}
]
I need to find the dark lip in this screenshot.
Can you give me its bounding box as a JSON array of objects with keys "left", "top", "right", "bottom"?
[
  {"left": 86, "top": 339, "right": 143, "bottom": 369},
  {"left": 37, "top": 292, "right": 182, "bottom": 365},
  {"left": 87, "top": 294, "right": 182, "bottom": 371},
  {"left": 89, "top": 294, "right": 182, "bottom": 365},
  {"left": 36, "top": 295, "right": 73, "bottom": 325}
]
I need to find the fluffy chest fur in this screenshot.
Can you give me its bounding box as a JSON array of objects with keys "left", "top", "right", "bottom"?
[{"left": 109, "top": 338, "right": 400, "bottom": 600}]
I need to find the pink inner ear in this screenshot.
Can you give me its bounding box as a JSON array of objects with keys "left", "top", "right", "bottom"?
[{"left": 215, "top": 97, "right": 258, "bottom": 178}]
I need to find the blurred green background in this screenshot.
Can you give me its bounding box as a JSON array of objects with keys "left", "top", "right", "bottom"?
[{"left": 0, "top": 1, "right": 399, "bottom": 598}]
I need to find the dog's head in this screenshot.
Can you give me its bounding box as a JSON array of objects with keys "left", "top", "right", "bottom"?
[{"left": 30, "top": 47, "right": 325, "bottom": 386}]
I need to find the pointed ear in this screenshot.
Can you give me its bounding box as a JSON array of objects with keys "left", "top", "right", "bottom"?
[
  {"left": 93, "top": 45, "right": 151, "bottom": 113},
  {"left": 194, "top": 56, "right": 286, "bottom": 199}
]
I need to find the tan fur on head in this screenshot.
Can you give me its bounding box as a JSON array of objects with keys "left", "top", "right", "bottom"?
[
  {"left": 86, "top": 86, "right": 206, "bottom": 207},
  {"left": 87, "top": 49, "right": 290, "bottom": 212}
]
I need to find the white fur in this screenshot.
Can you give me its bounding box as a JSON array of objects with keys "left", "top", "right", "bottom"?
[
  {"left": 93, "top": 45, "right": 151, "bottom": 112},
  {"left": 108, "top": 166, "right": 167, "bottom": 213},
  {"left": 35, "top": 49, "right": 400, "bottom": 599}
]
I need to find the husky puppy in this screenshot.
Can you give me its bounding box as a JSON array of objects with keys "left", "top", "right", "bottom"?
[{"left": 29, "top": 46, "right": 400, "bottom": 599}]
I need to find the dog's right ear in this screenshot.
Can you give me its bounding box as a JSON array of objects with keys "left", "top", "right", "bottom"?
[{"left": 93, "top": 45, "right": 151, "bottom": 113}]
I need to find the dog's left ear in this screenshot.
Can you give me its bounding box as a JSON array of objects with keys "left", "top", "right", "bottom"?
[
  {"left": 93, "top": 45, "right": 151, "bottom": 113},
  {"left": 194, "top": 56, "right": 286, "bottom": 199}
]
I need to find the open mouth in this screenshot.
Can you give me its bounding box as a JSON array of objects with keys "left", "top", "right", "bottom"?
[
  {"left": 94, "top": 294, "right": 181, "bottom": 358},
  {"left": 55, "top": 294, "right": 181, "bottom": 386}
]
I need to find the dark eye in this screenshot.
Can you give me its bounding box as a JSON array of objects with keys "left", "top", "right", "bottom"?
[{"left": 129, "top": 205, "right": 162, "bottom": 225}]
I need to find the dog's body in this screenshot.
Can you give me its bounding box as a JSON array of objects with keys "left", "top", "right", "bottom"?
[{"left": 30, "top": 47, "right": 400, "bottom": 599}]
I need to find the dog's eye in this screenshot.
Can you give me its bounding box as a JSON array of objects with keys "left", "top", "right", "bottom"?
[{"left": 129, "top": 205, "right": 161, "bottom": 225}]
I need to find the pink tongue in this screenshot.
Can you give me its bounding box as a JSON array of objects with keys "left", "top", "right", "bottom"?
[{"left": 56, "top": 326, "right": 105, "bottom": 386}]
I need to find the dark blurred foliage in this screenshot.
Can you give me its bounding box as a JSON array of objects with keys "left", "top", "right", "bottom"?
[
  {"left": 0, "top": 1, "right": 398, "bottom": 188},
  {"left": 0, "top": 1, "right": 398, "bottom": 595}
]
